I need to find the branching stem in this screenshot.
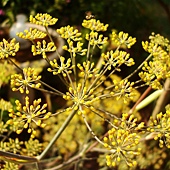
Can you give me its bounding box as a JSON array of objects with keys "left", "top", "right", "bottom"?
[{"left": 37, "top": 109, "right": 77, "bottom": 160}]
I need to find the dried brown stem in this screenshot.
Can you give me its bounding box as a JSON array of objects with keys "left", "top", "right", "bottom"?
[{"left": 152, "top": 78, "right": 170, "bottom": 119}]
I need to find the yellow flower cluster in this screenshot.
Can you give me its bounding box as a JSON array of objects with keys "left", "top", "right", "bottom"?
[
  {"left": 85, "top": 31, "right": 108, "bottom": 49},
  {"left": 77, "top": 61, "right": 99, "bottom": 78},
  {"left": 120, "top": 113, "right": 145, "bottom": 131},
  {"left": 48, "top": 57, "right": 73, "bottom": 76},
  {"left": 7, "top": 96, "right": 51, "bottom": 138},
  {"left": 0, "top": 60, "right": 16, "bottom": 87},
  {"left": 95, "top": 74, "right": 140, "bottom": 115},
  {"left": 147, "top": 104, "right": 170, "bottom": 148},
  {"left": 23, "top": 138, "right": 43, "bottom": 156},
  {"left": 57, "top": 26, "right": 82, "bottom": 41},
  {"left": 2, "top": 162, "right": 19, "bottom": 170},
  {"left": 32, "top": 40, "right": 56, "bottom": 58},
  {"left": 82, "top": 19, "right": 108, "bottom": 50},
  {"left": 29, "top": 13, "right": 58, "bottom": 27},
  {"left": 0, "top": 121, "right": 8, "bottom": 134},
  {"left": 0, "top": 98, "right": 13, "bottom": 111},
  {"left": 0, "top": 38, "right": 19, "bottom": 59},
  {"left": 103, "top": 128, "right": 140, "bottom": 167},
  {"left": 112, "top": 79, "right": 135, "bottom": 103},
  {"left": 142, "top": 33, "right": 169, "bottom": 56},
  {"left": 102, "top": 50, "right": 135, "bottom": 70},
  {"left": 139, "top": 60, "right": 170, "bottom": 89},
  {"left": 103, "top": 113, "right": 144, "bottom": 167},
  {"left": 17, "top": 28, "right": 47, "bottom": 41},
  {"left": 139, "top": 33, "right": 170, "bottom": 89},
  {"left": 11, "top": 67, "right": 41, "bottom": 94},
  {"left": 57, "top": 26, "right": 87, "bottom": 57},
  {"left": 136, "top": 143, "right": 167, "bottom": 170},
  {"left": 62, "top": 40, "right": 87, "bottom": 57},
  {"left": 111, "top": 31, "right": 136, "bottom": 48},
  {"left": 82, "top": 19, "right": 108, "bottom": 32},
  {"left": 1, "top": 13, "right": 160, "bottom": 169},
  {"left": 6, "top": 138, "right": 23, "bottom": 154},
  {"left": 63, "top": 82, "right": 99, "bottom": 112}
]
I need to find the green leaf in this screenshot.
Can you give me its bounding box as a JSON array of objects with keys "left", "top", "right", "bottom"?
[{"left": 135, "top": 89, "right": 163, "bottom": 111}]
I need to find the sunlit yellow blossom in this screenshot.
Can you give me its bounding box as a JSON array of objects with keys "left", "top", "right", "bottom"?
[
  {"left": 7, "top": 138, "right": 23, "bottom": 154},
  {"left": 0, "top": 38, "right": 19, "bottom": 59},
  {"left": 32, "top": 40, "right": 56, "bottom": 58},
  {"left": 0, "top": 60, "right": 16, "bottom": 87},
  {"left": 139, "top": 33, "right": 170, "bottom": 89},
  {"left": 0, "top": 98, "right": 13, "bottom": 111},
  {"left": 102, "top": 50, "right": 135, "bottom": 70},
  {"left": 104, "top": 127, "right": 141, "bottom": 167},
  {"left": 82, "top": 19, "right": 108, "bottom": 32},
  {"left": 29, "top": 13, "right": 58, "bottom": 27},
  {"left": 111, "top": 31, "right": 136, "bottom": 48},
  {"left": 11, "top": 67, "right": 41, "bottom": 94},
  {"left": 148, "top": 105, "right": 170, "bottom": 148},
  {"left": 2, "top": 162, "right": 19, "bottom": 170},
  {"left": 63, "top": 81, "right": 99, "bottom": 110},
  {"left": 85, "top": 31, "right": 108, "bottom": 48},
  {"left": 7, "top": 96, "right": 51, "bottom": 138},
  {"left": 63, "top": 40, "right": 87, "bottom": 57},
  {"left": 57, "top": 25, "right": 82, "bottom": 41},
  {"left": 48, "top": 57, "right": 73, "bottom": 76},
  {"left": 77, "top": 61, "right": 99, "bottom": 78},
  {"left": 17, "top": 28, "right": 47, "bottom": 41},
  {"left": 22, "top": 138, "right": 43, "bottom": 156}
]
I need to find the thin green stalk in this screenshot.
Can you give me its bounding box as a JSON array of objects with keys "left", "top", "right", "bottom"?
[
  {"left": 45, "top": 26, "right": 60, "bottom": 58},
  {"left": 86, "top": 46, "right": 121, "bottom": 94},
  {"left": 89, "top": 44, "right": 96, "bottom": 61},
  {"left": 37, "top": 109, "right": 77, "bottom": 160},
  {"left": 39, "top": 80, "right": 65, "bottom": 96},
  {"left": 7, "top": 58, "right": 22, "bottom": 72},
  {"left": 86, "top": 38, "right": 91, "bottom": 61},
  {"left": 35, "top": 162, "right": 43, "bottom": 170},
  {"left": 65, "top": 70, "right": 76, "bottom": 91},
  {"left": 124, "top": 53, "right": 153, "bottom": 80},
  {"left": 33, "top": 86, "right": 63, "bottom": 96},
  {"left": 85, "top": 62, "right": 108, "bottom": 94},
  {"left": 2, "top": 130, "right": 13, "bottom": 142},
  {"left": 81, "top": 113, "right": 104, "bottom": 146},
  {"left": 95, "top": 42, "right": 109, "bottom": 71},
  {"left": 69, "top": 49, "right": 77, "bottom": 85},
  {"left": 44, "top": 139, "right": 92, "bottom": 170}
]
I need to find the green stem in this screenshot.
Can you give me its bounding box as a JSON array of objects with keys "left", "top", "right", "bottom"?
[
  {"left": 124, "top": 53, "right": 153, "bottom": 80},
  {"left": 37, "top": 109, "right": 77, "bottom": 160},
  {"left": 33, "top": 86, "right": 63, "bottom": 96},
  {"left": 86, "top": 38, "right": 91, "bottom": 61},
  {"left": 39, "top": 80, "right": 65, "bottom": 96},
  {"left": 95, "top": 43, "right": 109, "bottom": 73},
  {"left": 35, "top": 162, "right": 43, "bottom": 170},
  {"left": 45, "top": 26, "right": 60, "bottom": 58},
  {"left": 7, "top": 58, "right": 22, "bottom": 72}
]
